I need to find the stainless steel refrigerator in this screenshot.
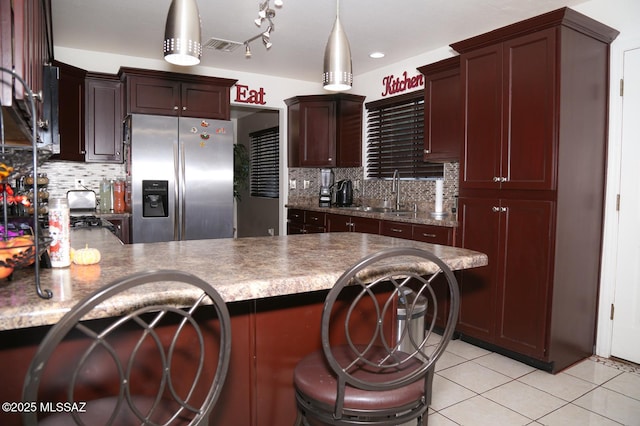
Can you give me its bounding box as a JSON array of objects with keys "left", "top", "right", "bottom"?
[{"left": 126, "top": 114, "right": 234, "bottom": 243}]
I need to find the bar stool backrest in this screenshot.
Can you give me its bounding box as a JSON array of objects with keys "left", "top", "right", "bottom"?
[{"left": 22, "top": 269, "right": 232, "bottom": 426}]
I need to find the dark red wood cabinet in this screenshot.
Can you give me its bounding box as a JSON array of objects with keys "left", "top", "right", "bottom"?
[
  {"left": 325, "top": 213, "right": 380, "bottom": 234},
  {"left": 417, "top": 56, "right": 461, "bottom": 163},
  {"left": 55, "top": 65, "right": 123, "bottom": 163},
  {"left": 285, "top": 94, "right": 365, "bottom": 168},
  {"left": 451, "top": 8, "right": 619, "bottom": 372},
  {"left": 458, "top": 29, "right": 556, "bottom": 191},
  {"left": 0, "top": 0, "right": 53, "bottom": 144},
  {"left": 119, "top": 68, "right": 237, "bottom": 120},
  {"left": 456, "top": 197, "right": 554, "bottom": 359},
  {"left": 286, "top": 209, "right": 326, "bottom": 234},
  {"left": 55, "top": 61, "right": 86, "bottom": 161},
  {"left": 106, "top": 215, "right": 131, "bottom": 244},
  {"left": 85, "top": 73, "right": 123, "bottom": 163}
]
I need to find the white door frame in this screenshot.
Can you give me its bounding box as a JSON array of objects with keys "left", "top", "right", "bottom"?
[{"left": 595, "top": 36, "right": 640, "bottom": 358}]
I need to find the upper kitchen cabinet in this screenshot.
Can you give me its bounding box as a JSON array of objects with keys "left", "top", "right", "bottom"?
[
  {"left": 55, "top": 61, "right": 86, "bottom": 162},
  {"left": 84, "top": 73, "right": 123, "bottom": 163},
  {"left": 417, "top": 56, "right": 461, "bottom": 163},
  {"left": 119, "top": 68, "right": 237, "bottom": 120},
  {"left": 0, "top": 0, "right": 53, "bottom": 144},
  {"left": 285, "top": 94, "right": 365, "bottom": 168},
  {"left": 452, "top": 7, "right": 619, "bottom": 192},
  {"left": 55, "top": 63, "right": 123, "bottom": 163}
]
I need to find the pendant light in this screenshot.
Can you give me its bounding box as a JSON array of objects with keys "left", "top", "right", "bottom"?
[
  {"left": 323, "top": 0, "right": 352, "bottom": 91},
  {"left": 163, "top": 0, "right": 202, "bottom": 66}
]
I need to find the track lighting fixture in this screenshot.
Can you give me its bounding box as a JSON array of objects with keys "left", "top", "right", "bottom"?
[
  {"left": 244, "top": 0, "right": 278, "bottom": 57},
  {"left": 204, "top": 1, "right": 282, "bottom": 58},
  {"left": 163, "top": 0, "right": 202, "bottom": 66},
  {"left": 323, "top": 0, "right": 352, "bottom": 91}
]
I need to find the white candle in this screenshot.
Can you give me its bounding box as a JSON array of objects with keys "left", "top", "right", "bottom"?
[{"left": 435, "top": 179, "right": 444, "bottom": 213}]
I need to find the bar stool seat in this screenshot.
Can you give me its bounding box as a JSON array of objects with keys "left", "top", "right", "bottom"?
[{"left": 293, "top": 247, "right": 460, "bottom": 426}]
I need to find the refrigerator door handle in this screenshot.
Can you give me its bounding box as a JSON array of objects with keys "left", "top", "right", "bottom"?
[
  {"left": 180, "top": 141, "right": 187, "bottom": 240},
  {"left": 173, "top": 141, "right": 181, "bottom": 241}
]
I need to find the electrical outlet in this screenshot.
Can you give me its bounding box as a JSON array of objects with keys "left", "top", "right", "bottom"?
[
  {"left": 75, "top": 179, "right": 85, "bottom": 189},
  {"left": 303, "top": 180, "right": 310, "bottom": 189},
  {"left": 289, "top": 179, "right": 297, "bottom": 190}
]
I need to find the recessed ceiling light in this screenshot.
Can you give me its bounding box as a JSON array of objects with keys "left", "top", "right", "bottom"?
[{"left": 369, "top": 52, "right": 385, "bottom": 59}]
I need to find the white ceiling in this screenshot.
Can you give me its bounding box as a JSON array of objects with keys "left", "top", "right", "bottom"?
[{"left": 51, "top": 0, "right": 589, "bottom": 84}]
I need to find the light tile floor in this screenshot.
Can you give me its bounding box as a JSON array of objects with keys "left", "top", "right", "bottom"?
[{"left": 427, "top": 337, "right": 640, "bottom": 425}]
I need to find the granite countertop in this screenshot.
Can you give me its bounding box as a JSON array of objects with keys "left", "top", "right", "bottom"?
[
  {"left": 0, "top": 229, "right": 486, "bottom": 332},
  {"left": 286, "top": 203, "right": 459, "bottom": 227}
]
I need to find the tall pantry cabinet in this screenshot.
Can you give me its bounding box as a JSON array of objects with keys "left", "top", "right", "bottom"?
[{"left": 451, "top": 8, "right": 619, "bottom": 372}]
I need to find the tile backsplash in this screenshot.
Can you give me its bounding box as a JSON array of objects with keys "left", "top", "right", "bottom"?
[
  {"left": 39, "top": 161, "right": 126, "bottom": 200},
  {"left": 288, "top": 163, "right": 459, "bottom": 214},
  {"left": 38, "top": 160, "right": 459, "bottom": 215}
]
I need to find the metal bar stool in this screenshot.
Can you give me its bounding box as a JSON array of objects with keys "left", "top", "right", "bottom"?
[
  {"left": 22, "top": 269, "right": 232, "bottom": 426},
  {"left": 293, "top": 247, "right": 460, "bottom": 426}
]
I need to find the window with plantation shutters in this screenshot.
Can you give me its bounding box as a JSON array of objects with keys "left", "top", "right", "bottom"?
[
  {"left": 250, "top": 126, "right": 279, "bottom": 198},
  {"left": 366, "top": 91, "right": 443, "bottom": 179}
]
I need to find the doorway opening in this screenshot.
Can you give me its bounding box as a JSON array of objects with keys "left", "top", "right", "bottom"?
[{"left": 231, "top": 105, "right": 281, "bottom": 238}]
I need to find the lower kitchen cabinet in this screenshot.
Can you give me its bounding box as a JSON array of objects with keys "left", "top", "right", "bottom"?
[
  {"left": 287, "top": 209, "right": 325, "bottom": 234},
  {"left": 107, "top": 215, "right": 131, "bottom": 244},
  {"left": 380, "top": 220, "right": 455, "bottom": 329},
  {"left": 457, "top": 197, "right": 555, "bottom": 365},
  {"left": 379, "top": 220, "right": 412, "bottom": 239},
  {"left": 326, "top": 213, "right": 380, "bottom": 234},
  {"left": 380, "top": 221, "right": 454, "bottom": 246}
]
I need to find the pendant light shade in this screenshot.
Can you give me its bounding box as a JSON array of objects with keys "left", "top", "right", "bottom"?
[
  {"left": 163, "top": 0, "right": 202, "bottom": 66},
  {"left": 323, "top": 1, "right": 352, "bottom": 91}
]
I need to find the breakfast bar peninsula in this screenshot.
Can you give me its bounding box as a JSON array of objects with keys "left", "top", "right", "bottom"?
[{"left": 0, "top": 229, "right": 487, "bottom": 425}]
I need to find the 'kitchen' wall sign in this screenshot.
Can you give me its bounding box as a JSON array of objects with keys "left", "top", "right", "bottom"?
[{"left": 381, "top": 71, "right": 424, "bottom": 97}]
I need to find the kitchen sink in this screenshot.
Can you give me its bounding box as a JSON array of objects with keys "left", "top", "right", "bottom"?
[
  {"left": 382, "top": 211, "right": 415, "bottom": 217},
  {"left": 338, "top": 206, "right": 414, "bottom": 215}
]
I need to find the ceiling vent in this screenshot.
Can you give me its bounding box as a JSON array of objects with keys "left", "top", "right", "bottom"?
[{"left": 203, "top": 38, "right": 243, "bottom": 52}]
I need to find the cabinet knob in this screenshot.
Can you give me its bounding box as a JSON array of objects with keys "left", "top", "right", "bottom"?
[
  {"left": 174, "top": 106, "right": 179, "bottom": 110},
  {"left": 390, "top": 228, "right": 404, "bottom": 233},
  {"left": 328, "top": 157, "right": 333, "bottom": 161},
  {"left": 422, "top": 233, "right": 436, "bottom": 238},
  {"left": 492, "top": 206, "right": 501, "bottom": 212},
  {"left": 183, "top": 106, "right": 187, "bottom": 111},
  {"left": 424, "top": 149, "right": 430, "bottom": 154},
  {"left": 493, "top": 177, "right": 500, "bottom": 182},
  {"left": 501, "top": 177, "right": 508, "bottom": 182}
]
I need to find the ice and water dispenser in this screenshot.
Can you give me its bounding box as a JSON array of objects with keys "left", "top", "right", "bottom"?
[{"left": 142, "top": 180, "right": 168, "bottom": 217}]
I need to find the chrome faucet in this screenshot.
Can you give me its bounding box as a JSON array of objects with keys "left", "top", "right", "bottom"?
[{"left": 391, "top": 169, "right": 401, "bottom": 211}]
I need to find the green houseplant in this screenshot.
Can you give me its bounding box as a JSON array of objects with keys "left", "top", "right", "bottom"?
[{"left": 234, "top": 143, "right": 250, "bottom": 201}]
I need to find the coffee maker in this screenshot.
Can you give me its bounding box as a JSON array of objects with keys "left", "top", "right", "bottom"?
[{"left": 319, "top": 169, "right": 334, "bottom": 207}]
